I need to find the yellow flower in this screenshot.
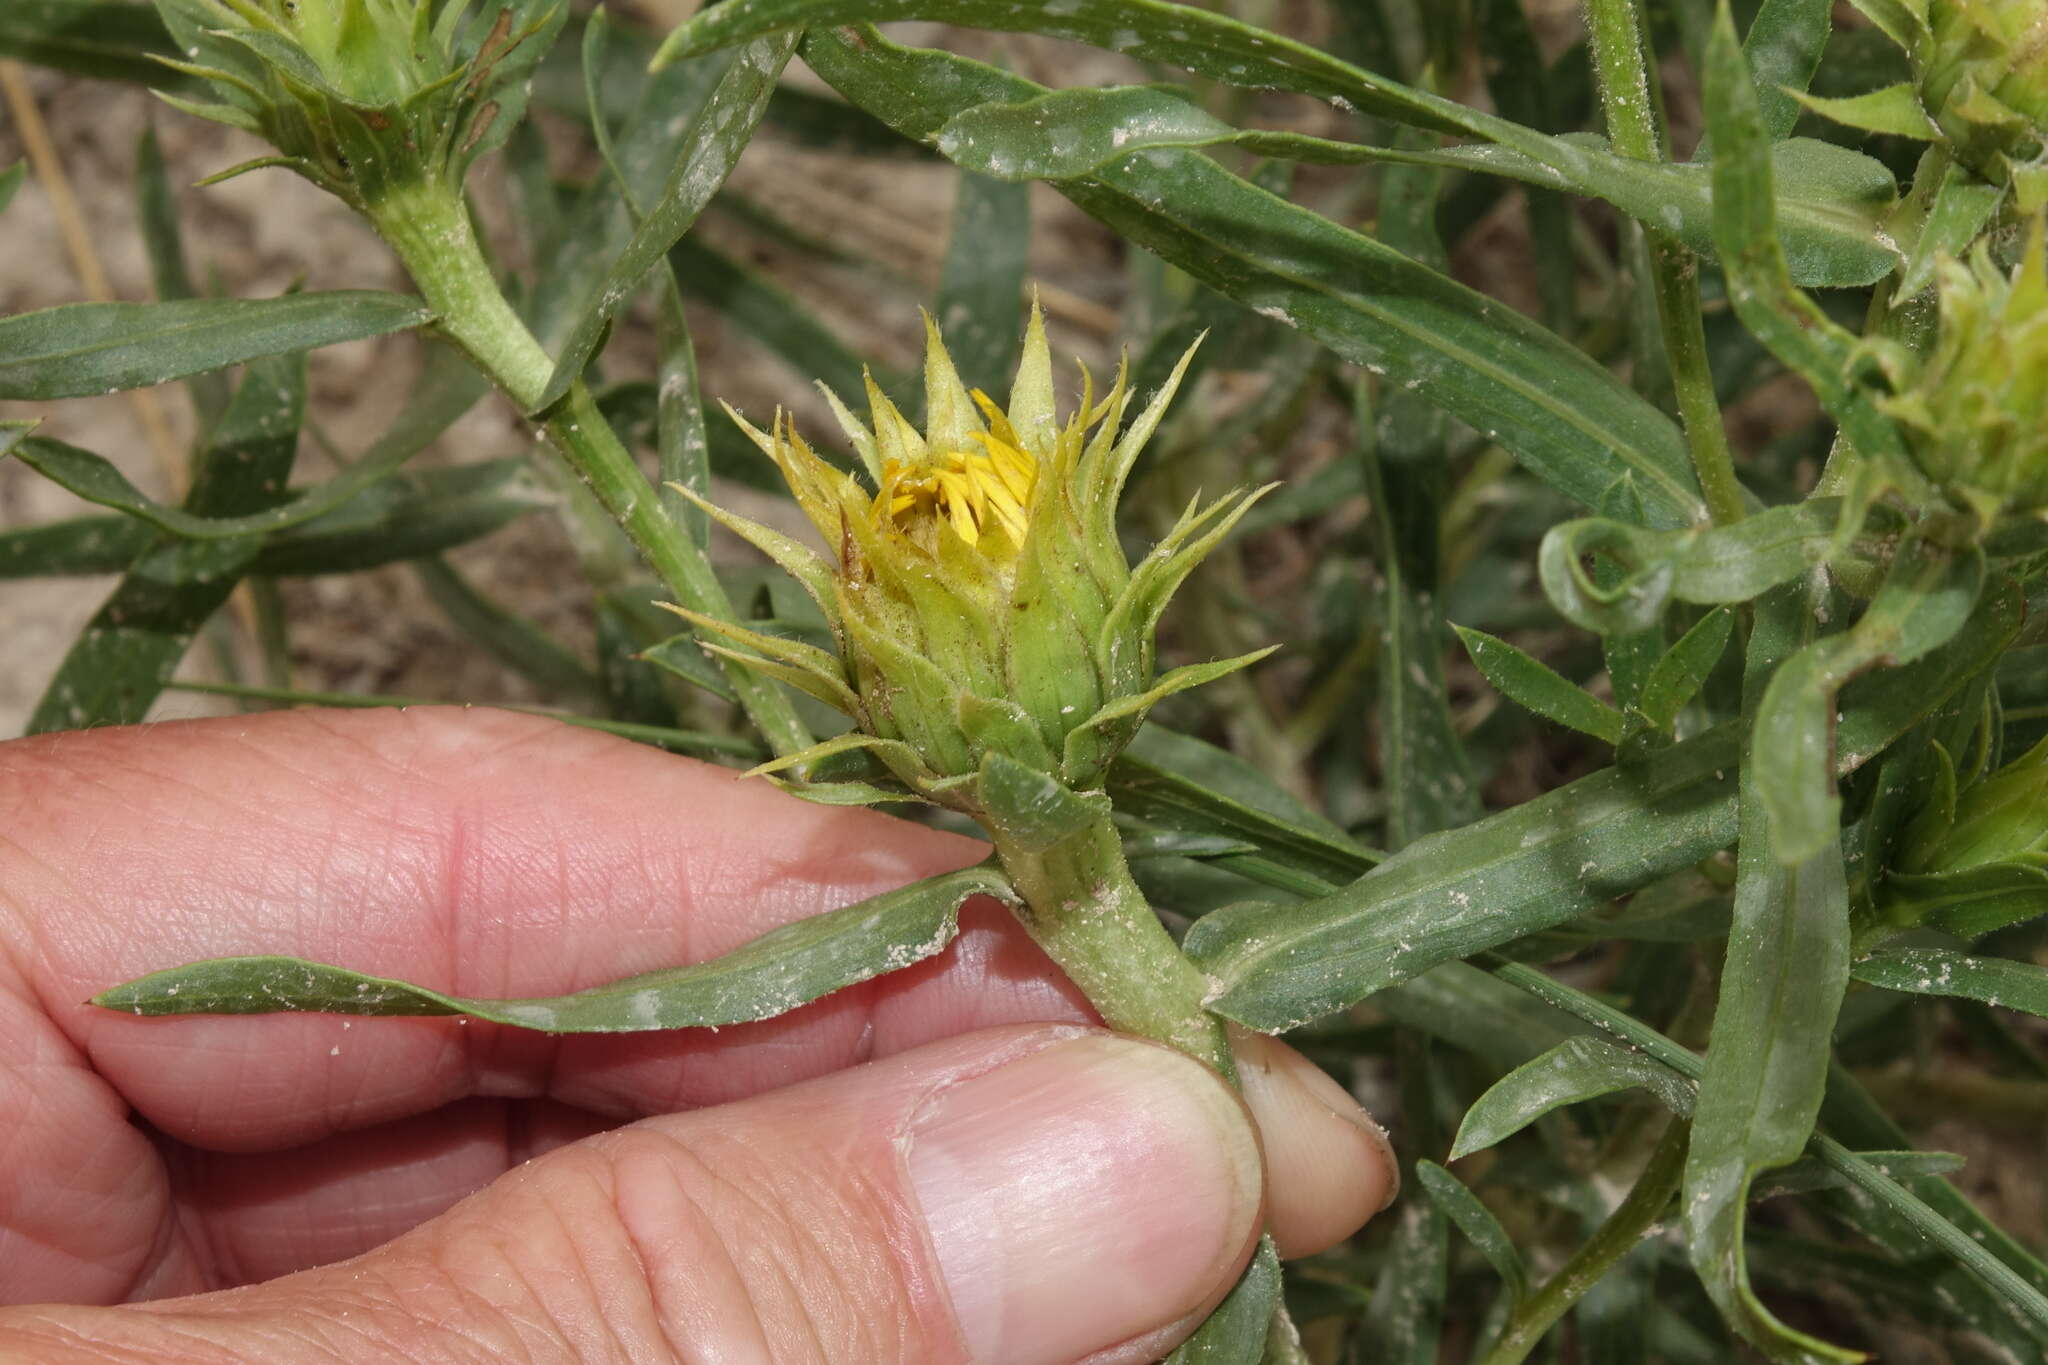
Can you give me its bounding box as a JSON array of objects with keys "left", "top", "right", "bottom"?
[{"left": 666, "top": 301, "right": 1273, "bottom": 810}]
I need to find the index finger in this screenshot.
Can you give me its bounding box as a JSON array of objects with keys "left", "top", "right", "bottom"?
[{"left": 4, "top": 706, "right": 1089, "bottom": 1150}]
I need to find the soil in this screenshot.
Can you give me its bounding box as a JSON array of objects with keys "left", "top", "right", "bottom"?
[{"left": 0, "top": 13, "right": 1154, "bottom": 734}]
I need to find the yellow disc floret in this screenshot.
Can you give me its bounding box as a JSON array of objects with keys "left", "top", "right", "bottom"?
[{"left": 874, "top": 393, "right": 1038, "bottom": 550}]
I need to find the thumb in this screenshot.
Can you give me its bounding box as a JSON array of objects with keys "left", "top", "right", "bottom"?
[{"left": 1, "top": 1026, "right": 1264, "bottom": 1365}]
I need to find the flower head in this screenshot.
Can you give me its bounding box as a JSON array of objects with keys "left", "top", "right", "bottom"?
[
  {"left": 670, "top": 303, "right": 1272, "bottom": 812},
  {"left": 1869, "top": 216, "right": 2048, "bottom": 525},
  {"left": 149, "top": 0, "right": 562, "bottom": 209},
  {"left": 1818, "top": 0, "right": 2048, "bottom": 205}
]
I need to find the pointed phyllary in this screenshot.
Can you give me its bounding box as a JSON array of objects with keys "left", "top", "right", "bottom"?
[{"left": 669, "top": 301, "right": 1273, "bottom": 813}]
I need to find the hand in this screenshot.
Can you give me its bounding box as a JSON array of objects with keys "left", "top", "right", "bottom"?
[{"left": 0, "top": 707, "right": 1395, "bottom": 1364}]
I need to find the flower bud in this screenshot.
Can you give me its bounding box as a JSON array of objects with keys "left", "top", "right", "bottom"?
[
  {"left": 670, "top": 304, "right": 1272, "bottom": 811},
  {"left": 149, "top": 0, "right": 562, "bottom": 210},
  {"left": 1806, "top": 0, "right": 2045, "bottom": 206},
  {"left": 1870, "top": 216, "right": 2048, "bottom": 524},
  {"left": 1918, "top": 0, "right": 2048, "bottom": 201}
]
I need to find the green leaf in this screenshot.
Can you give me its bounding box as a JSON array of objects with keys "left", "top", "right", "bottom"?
[
  {"left": 1454, "top": 623, "right": 1626, "bottom": 744},
  {"left": 1639, "top": 607, "right": 1735, "bottom": 731},
  {"left": 1162, "top": 1237, "right": 1283, "bottom": 1365},
  {"left": 0, "top": 513, "right": 154, "bottom": 578},
  {"left": 801, "top": 26, "right": 1707, "bottom": 529},
  {"left": 1451, "top": 1036, "right": 1698, "bottom": 1159},
  {"left": 1108, "top": 733, "right": 1378, "bottom": 894},
  {"left": 1538, "top": 500, "right": 1852, "bottom": 634},
  {"left": 0, "top": 292, "right": 430, "bottom": 400},
  {"left": 935, "top": 171, "right": 1030, "bottom": 394},
  {"left": 1472, "top": 957, "right": 2048, "bottom": 1352},
  {"left": 96, "top": 865, "right": 1012, "bottom": 1030},
  {"left": 1853, "top": 947, "right": 2048, "bottom": 1019},
  {"left": 1683, "top": 580, "right": 1860, "bottom": 1364},
  {"left": 134, "top": 122, "right": 232, "bottom": 429},
  {"left": 1883, "top": 860, "right": 2048, "bottom": 938},
  {"left": 1753, "top": 539, "right": 1985, "bottom": 864},
  {"left": 0, "top": 162, "right": 23, "bottom": 217},
  {"left": 657, "top": 0, "right": 1468, "bottom": 128},
  {"left": 536, "top": 33, "right": 797, "bottom": 412},
  {"left": 28, "top": 350, "right": 305, "bottom": 733},
  {"left": 1701, "top": 0, "right": 1917, "bottom": 489},
  {"left": 1188, "top": 723, "right": 1742, "bottom": 1031},
  {"left": 1739, "top": 0, "right": 1834, "bottom": 139},
  {"left": 1415, "top": 1161, "right": 1529, "bottom": 1302},
  {"left": 1363, "top": 185, "right": 1483, "bottom": 850},
  {"left": 1186, "top": 576, "right": 2023, "bottom": 1032},
  {"left": 0, "top": 0, "right": 187, "bottom": 87},
  {"left": 10, "top": 342, "right": 486, "bottom": 543},
  {"left": 936, "top": 86, "right": 1895, "bottom": 288},
  {"left": 250, "top": 460, "right": 549, "bottom": 575}
]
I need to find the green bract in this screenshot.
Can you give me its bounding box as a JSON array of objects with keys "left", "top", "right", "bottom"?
[
  {"left": 1816, "top": 0, "right": 2048, "bottom": 205},
  {"left": 669, "top": 304, "right": 1272, "bottom": 811},
  {"left": 1867, "top": 217, "right": 2048, "bottom": 525},
  {"left": 149, "top": 0, "right": 563, "bottom": 209}
]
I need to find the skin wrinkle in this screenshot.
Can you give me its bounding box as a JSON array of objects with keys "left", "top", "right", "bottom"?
[
  {"left": 0, "top": 710, "right": 1391, "bottom": 1340},
  {"left": 626, "top": 1140, "right": 775, "bottom": 1365},
  {"left": 484, "top": 1164, "right": 637, "bottom": 1364}
]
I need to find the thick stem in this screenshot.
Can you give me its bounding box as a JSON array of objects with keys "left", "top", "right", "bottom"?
[
  {"left": 365, "top": 180, "right": 812, "bottom": 757},
  {"left": 990, "top": 811, "right": 1235, "bottom": 1081},
  {"left": 1587, "top": 0, "right": 1748, "bottom": 527}
]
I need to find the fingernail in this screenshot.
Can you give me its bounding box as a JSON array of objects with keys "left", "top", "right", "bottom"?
[{"left": 906, "top": 1034, "right": 1262, "bottom": 1365}]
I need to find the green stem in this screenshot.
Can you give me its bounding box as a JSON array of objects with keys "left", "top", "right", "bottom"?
[
  {"left": 989, "top": 811, "right": 1235, "bottom": 1080},
  {"left": 365, "top": 180, "right": 811, "bottom": 758},
  {"left": 1476, "top": 1120, "right": 1690, "bottom": 1365},
  {"left": 1587, "top": 0, "right": 1748, "bottom": 527}
]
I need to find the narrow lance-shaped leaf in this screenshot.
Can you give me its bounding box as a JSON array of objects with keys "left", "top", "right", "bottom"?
[
  {"left": 1184, "top": 577, "right": 2025, "bottom": 1032},
  {"left": 1683, "top": 578, "right": 1861, "bottom": 1364},
  {"left": 1366, "top": 164, "right": 1484, "bottom": 850},
  {"left": 0, "top": 0, "right": 188, "bottom": 88},
  {"left": 1753, "top": 537, "right": 1986, "bottom": 864},
  {"left": 250, "top": 460, "right": 550, "bottom": 576},
  {"left": 1415, "top": 1161, "right": 1529, "bottom": 1302},
  {"left": 1454, "top": 623, "right": 1626, "bottom": 744},
  {"left": 934, "top": 87, "right": 1896, "bottom": 288},
  {"left": 29, "top": 350, "right": 306, "bottom": 733},
  {"left": 535, "top": 32, "right": 798, "bottom": 412},
  {"left": 1538, "top": 499, "right": 1856, "bottom": 635},
  {"left": 98, "top": 866, "right": 1012, "bottom": 1031},
  {"left": 1854, "top": 948, "right": 2048, "bottom": 1020},
  {"left": 1451, "top": 1036, "right": 1698, "bottom": 1159},
  {"left": 935, "top": 170, "right": 1030, "bottom": 393},
  {"left": 1639, "top": 606, "right": 1735, "bottom": 731},
  {"left": 801, "top": 26, "right": 1707, "bottom": 529},
  {"left": 1739, "top": 0, "right": 1834, "bottom": 140},
  {"left": 10, "top": 339, "right": 487, "bottom": 543},
  {"left": 0, "top": 512, "right": 154, "bottom": 578},
  {"left": 1701, "top": 0, "right": 1919, "bottom": 490},
  {"left": 0, "top": 292, "right": 430, "bottom": 400}
]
